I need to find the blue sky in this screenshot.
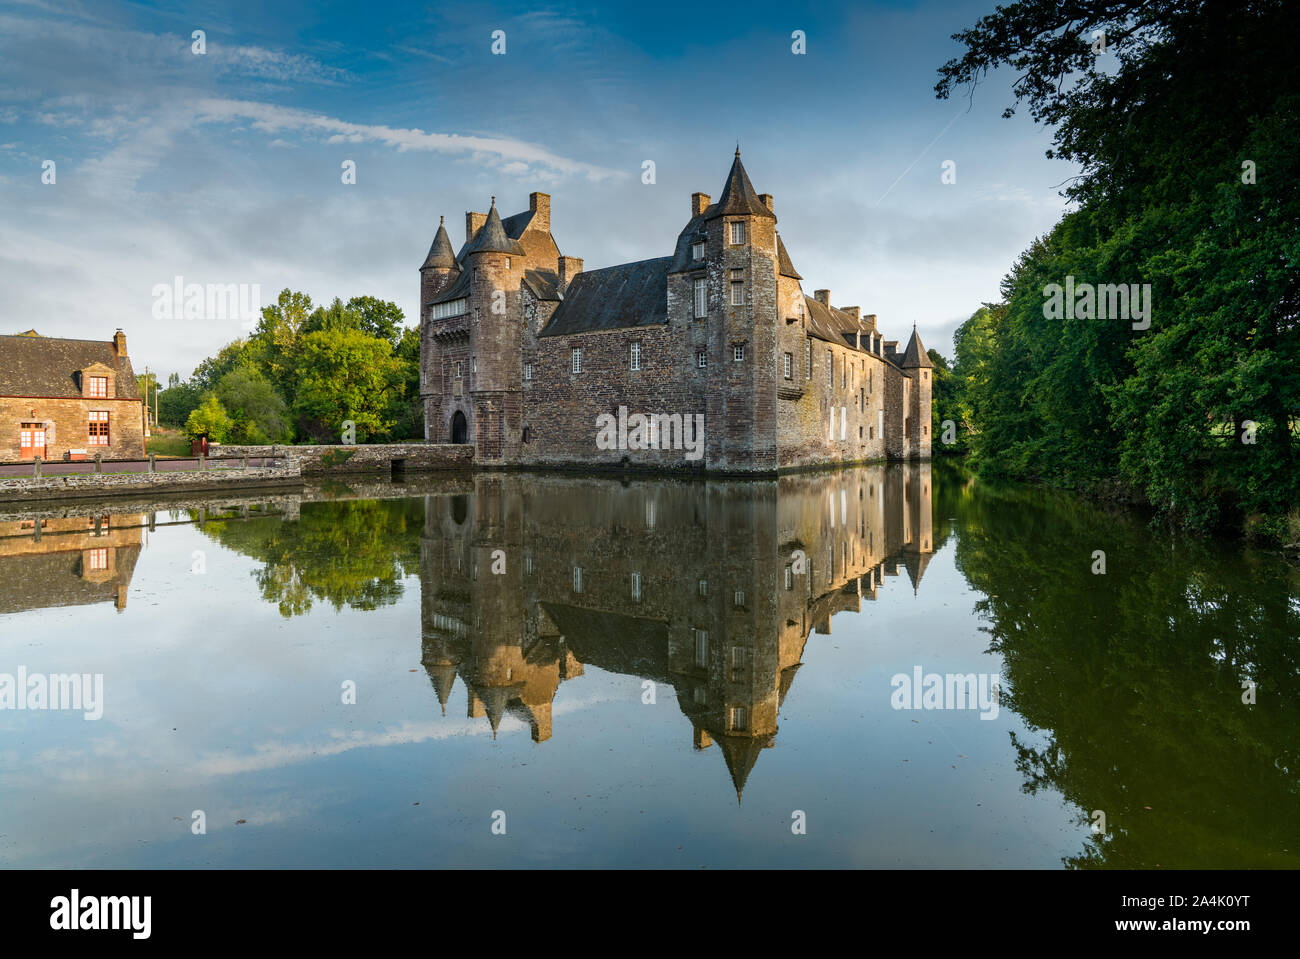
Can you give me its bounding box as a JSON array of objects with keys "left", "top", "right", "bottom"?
[{"left": 0, "top": 0, "right": 1076, "bottom": 377}]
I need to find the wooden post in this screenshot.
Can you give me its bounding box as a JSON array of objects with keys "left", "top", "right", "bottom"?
[
  {"left": 148, "top": 453, "right": 156, "bottom": 474},
  {"left": 33, "top": 455, "right": 41, "bottom": 478},
  {"left": 94, "top": 452, "right": 103, "bottom": 474},
  {"left": 198, "top": 453, "right": 206, "bottom": 472}
]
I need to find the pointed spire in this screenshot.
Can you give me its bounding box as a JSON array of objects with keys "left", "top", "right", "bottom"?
[
  {"left": 705, "top": 149, "right": 776, "bottom": 221},
  {"left": 900, "top": 326, "right": 934, "bottom": 368},
  {"left": 463, "top": 200, "right": 525, "bottom": 256},
  {"left": 776, "top": 233, "right": 802, "bottom": 279},
  {"left": 420, "top": 217, "right": 458, "bottom": 270}
]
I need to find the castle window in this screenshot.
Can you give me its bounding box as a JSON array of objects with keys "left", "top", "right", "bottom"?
[
  {"left": 694, "top": 629, "right": 709, "bottom": 666},
  {"left": 629, "top": 341, "right": 641, "bottom": 371},
  {"left": 472, "top": 356, "right": 477, "bottom": 374},
  {"left": 88, "top": 375, "right": 108, "bottom": 398},
  {"left": 646, "top": 499, "right": 656, "bottom": 529},
  {"left": 524, "top": 362, "right": 533, "bottom": 381},
  {"left": 730, "top": 222, "right": 745, "bottom": 245},
  {"left": 692, "top": 241, "right": 704, "bottom": 260},
  {"left": 573, "top": 566, "right": 583, "bottom": 593},
  {"left": 869, "top": 369, "right": 873, "bottom": 392},
  {"left": 827, "top": 350, "right": 833, "bottom": 388},
  {"left": 88, "top": 411, "right": 109, "bottom": 445},
  {"left": 631, "top": 572, "right": 642, "bottom": 602},
  {"left": 696, "top": 349, "right": 707, "bottom": 369},
  {"left": 783, "top": 353, "right": 792, "bottom": 379},
  {"left": 733, "top": 589, "right": 745, "bottom": 607},
  {"left": 455, "top": 361, "right": 462, "bottom": 378},
  {"left": 571, "top": 348, "right": 582, "bottom": 373},
  {"left": 923, "top": 371, "right": 927, "bottom": 380},
  {"left": 431, "top": 298, "right": 469, "bottom": 320},
  {"left": 806, "top": 339, "right": 812, "bottom": 380},
  {"left": 729, "top": 705, "right": 748, "bottom": 731},
  {"left": 88, "top": 547, "right": 108, "bottom": 572},
  {"left": 730, "top": 279, "right": 744, "bottom": 306},
  {"left": 504, "top": 257, "right": 511, "bottom": 270},
  {"left": 523, "top": 427, "right": 531, "bottom": 443},
  {"left": 733, "top": 344, "right": 744, "bottom": 362},
  {"left": 693, "top": 277, "right": 707, "bottom": 318},
  {"left": 784, "top": 564, "right": 793, "bottom": 589}
]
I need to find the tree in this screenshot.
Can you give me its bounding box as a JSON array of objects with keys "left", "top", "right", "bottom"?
[
  {"left": 157, "top": 379, "right": 203, "bottom": 427},
  {"left": 292, "top": 328, "right": 405, "bottom": 442},
  {"left": 253, "top": 289, "right": 314, "bottom": 403},
  {"left": 184, "top": 394, "right": 232, "bottom": 442},
  {"left": 215, "top": 363, "right": 292, "bottom": 444}
]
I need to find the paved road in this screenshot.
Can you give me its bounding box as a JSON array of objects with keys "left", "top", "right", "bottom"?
[{"left": 0, "top": 457, "right": 283, "bottom": 477}]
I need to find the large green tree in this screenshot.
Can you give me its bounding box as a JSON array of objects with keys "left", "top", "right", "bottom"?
[{"left": 292, "top": 327, "right": 406, "bottom": 443}]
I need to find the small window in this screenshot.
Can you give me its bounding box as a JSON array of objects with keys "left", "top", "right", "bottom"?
[
  {"left": 784, "top": 565, "right": 793, "bottom": 589},
  {"left": 806, "top": 339, "right": 812, "bottom": 380},
  {"left": 571, "top": 348, "right": 582, "bottom": 373},
  {"left": 630, "top": 572, "right": 642, "bottom": 602},
  {"left": 504, "top": 257, "right": 511, "bottom": 270},
  {"left": 692, "top": 241, "right": 704, "bottom": 260},
  {"left": 733, "top": 589, "right": 745, "bottom": 607},
  {"left": 696, "top": 349, "right": 707, "bottom": 369},
  {"left": 827, "top": 350, "right": 833, "bottom": 388},
  {"left": 522, "top": 426, "right": 531, "bottom": 443},
  {"left": 733, "top": 344, "right": 744, "bottom": 362},
  {"left": 729, "top": 705, "right": 748, "bottom": 731},
  {"left": 730, "top": 222, "right": 745, "bottom": 245},
  {"left": 88, "top": 547, "right": 109, "bottom": 571},
  {"left": 472, "top": 356, "right": 477, "bottom": 374},
  {"left": 524, "top": 362, "right": 533, "bottom": 381},
  {"left": 573, "top": 566, "right": 583, "bottom": 592},
  {"left": 698, "top": 579, "right": 707, "bottom": 597},
  {"left": 88, "top": 375, "right": 107, "bottom": 398},
  {"left": 693, "top": 277, "right": 708, "bottom": 318},
  {"left": 731, "top": 281, "right": 744, "bottom": 306},
  {"left": 454, "top": 361, "right": 463, "bottom": 378},
  {"left": 645, "top": 499, "right": 656, "bottom": 528},
  {"left": 629, "top": 341, "right": 641, "bottom": 371},
  {"left": 783, "top": 353, "right": 792, "bottom": 379},
  {"left": 524, "top": 553, "right": 533, "bottom": 574}
]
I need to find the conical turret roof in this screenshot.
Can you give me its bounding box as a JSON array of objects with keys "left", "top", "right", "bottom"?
[
  {"left": 421, "top": 217, "right": 458, "bottom": 270},
  {"left": 900, "top": 326, "right": 934, "bottom": 369},
  {"left": 463, "top": 199, "right": 525, "bottom": 257},
  {"left": 704, "top": 148, "right": 776, "bottom": 221}
]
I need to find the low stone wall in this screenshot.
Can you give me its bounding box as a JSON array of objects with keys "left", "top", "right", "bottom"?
[
  {"left": 211, "top": 443, "right": 474, "bottom": 474},
  {"left": 0, "top": 465, "right": 303, "bottom": 503}
]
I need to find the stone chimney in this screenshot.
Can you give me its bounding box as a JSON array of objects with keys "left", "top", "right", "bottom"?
[
  {"left": 558, "top": 255, "right": 583, "bottom": 294},
  {"left": 691, "top": 192, "right": 711, "bottom": 217},
  {"left": 759, "top": 193, "right": 774, "bottom": 212},
  {"left": 465, "top": 211, "right": 487, "bottom": 245},
  {"left": 814, "top": 289, "right": 830, "bottom": 307},
  {"left": 842, "top": 306, "right": 860, "bottom": 321},
  {"left": 113, "top": 329, "right": 127, "bottom": 356},
  {"left": 884, "top": 340, "right": 899, "bottom": 359},
  {"left": 529, "top": 192, "right": 551, "bottom": 232}
]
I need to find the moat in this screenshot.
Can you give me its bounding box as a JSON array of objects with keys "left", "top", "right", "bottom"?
[{"left": 0, "top": 463, "right": 1295, "bottom": 868}]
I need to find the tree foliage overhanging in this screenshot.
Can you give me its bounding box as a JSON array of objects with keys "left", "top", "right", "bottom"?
[
  {"left": 935, "top": 0, "right": 1299, "bottom": 539},
  {"left": 162, "top": 290, "right": 423, "bottom": 446}
]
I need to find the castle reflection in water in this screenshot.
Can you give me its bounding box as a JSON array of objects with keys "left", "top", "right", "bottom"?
[{"left": 419, "top": 464, "right": 933, "bottom": 800}]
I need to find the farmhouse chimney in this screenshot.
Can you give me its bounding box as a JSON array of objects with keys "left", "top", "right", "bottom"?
[
  {"left": 465, "top": 211, "right": 488, "bottom": 245},
  {"left": 558, "top": 255, "right": 584, "bottom": 294},
  {"left": 691, "top": 192, "right": 711, "bottom": 217},
  {"left": 759, "top": 193, "right": 774, "bottom": 212},
  {"left": 113, "top": 329, "right": 127, "bottom": 356},
  {"left": 814, "top": 289, "right": 830, "bottom": 307}
]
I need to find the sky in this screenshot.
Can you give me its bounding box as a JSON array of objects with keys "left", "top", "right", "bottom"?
[{"left": 0, "top": 0, "right": 1078, "bottom": 379}]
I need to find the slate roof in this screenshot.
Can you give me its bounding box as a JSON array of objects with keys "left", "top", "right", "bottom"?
[
  {"left": 667, "top": 217, "right": 708, "bottom": 274},
  {"left": 420, "top": 218, "right": 458, "bottom": 270},
  {"left": 523, "top": 269, "right": 561, "bottom": 302},
  {"left": 539, "top": 257, "right": 671, "bottom": 336},
  {"left": 461, "top": 202, "right": 525, "bottom": 257},
  {"left": 704, "top": 150, "right": 777, "bottom": 221},
  {"left": 428, "top": 268, "right": 472, "bottom": 306},
  {"left": 900, "top": 327, "right": 933, "bottom": 368},
  {"left": 0, "top": 334, "right": 140, "bottom": 399},
  {"left": 776, "top": 234, "right": 802, "bottom": 279}
]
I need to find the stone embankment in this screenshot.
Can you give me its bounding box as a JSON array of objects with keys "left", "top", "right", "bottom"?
[{"left": 211, "top": 443, "right": 474, "bottom": 474}]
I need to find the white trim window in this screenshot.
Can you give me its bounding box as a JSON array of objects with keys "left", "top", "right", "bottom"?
[
  {"left": 730, "top": 221, "right": 745, "bottom": 245},
  {"left": 454, "top": 361, "right": 462, "bottom": 378},
  {"left": 694, "top": 277, "right": 708, "bottom": 319},
  {"left": 827, "top": 350, "right": 833, "bottom": 388},
  {"left": 629, "top": 341, "right": 641, "bottom": 371},
  {"left": 806, "top": 339, "right": 812, "bottom": 380},
  {"left": 524, "top": 362, "right": 533, "bottom": 381},
  {"left": 692, "top": 241, "right": 704, "bottom": 260},
  {"left": 573, "top": 566, "right": 583, "bottom": 593},
  {"left": 733, "top": 344, "right": 744, "bottom": 362},
  {"left": 630, "top": 572, "right": 642, "bottom": 602},
  {"left": 783, "top": 353, "right": 792, "bottom": 379},
  {"left": 571, "top": 348, "right": 583, "bottom": 373},
  {"left": 430, "top": 298, "right": 469, "bottom": 320},
  {"left": 696, "top": 349, "right": 707, "bottom": 369}
]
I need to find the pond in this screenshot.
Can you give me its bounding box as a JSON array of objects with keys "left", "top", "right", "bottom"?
[{"left": 0, "top": 463, "right": 1295, "bottom": 868}]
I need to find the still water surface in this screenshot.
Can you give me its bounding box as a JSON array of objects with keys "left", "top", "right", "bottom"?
[{"left": 0, "top": 464, "right": 1295, "bottom": 868}]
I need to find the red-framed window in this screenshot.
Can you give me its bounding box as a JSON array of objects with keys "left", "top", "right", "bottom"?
[
  {"left": 88, "top": 376, "right": 108, "bottom": 398},
  {"left": 88, "top": 548, "right": 108, "bottom": 571},
  {"left": 89, "top": 410, "right": 109, "bottom": 445}
]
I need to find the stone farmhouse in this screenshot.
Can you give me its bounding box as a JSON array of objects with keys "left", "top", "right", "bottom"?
[
  {"left": 419, "top": 150, "right": 933, "bottom": 473},
  {"left": 0, "top": 330, "right": 146, "bottom": 462}
]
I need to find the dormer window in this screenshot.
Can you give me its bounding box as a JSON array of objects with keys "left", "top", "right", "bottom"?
[
  {"left": 730, "top": 222, "right": 745, "bottom": 245},
  {"left": 692, "top": 241, "right": 704, "bottom": 260},
  {"left": 88, "top": 375, "right": 107, "bottom": 398}
]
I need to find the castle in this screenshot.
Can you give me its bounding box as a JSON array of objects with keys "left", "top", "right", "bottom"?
[{"left": 419, "top": 150, "right": 932, "bottom": 472}]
